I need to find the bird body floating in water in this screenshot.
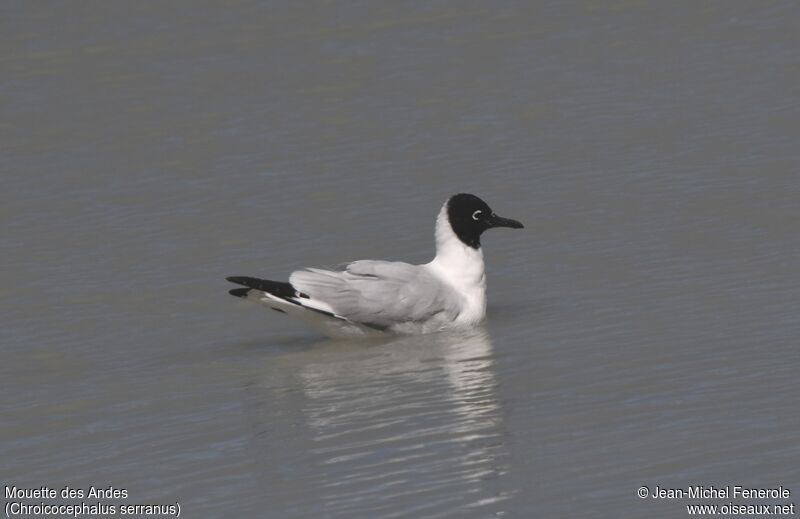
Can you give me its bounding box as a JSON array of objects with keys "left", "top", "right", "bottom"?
[{"left": 227, "top": 193, "right": 523, "bottom": 338}]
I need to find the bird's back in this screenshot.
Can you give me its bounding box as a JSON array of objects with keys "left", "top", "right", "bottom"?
[{"left": 289, "top": 260, "right": 462, "bottom": 333}]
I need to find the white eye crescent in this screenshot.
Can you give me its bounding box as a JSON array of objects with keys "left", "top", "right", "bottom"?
[{"left": 472, "top": 210, "right": 482, "bottom": 220}]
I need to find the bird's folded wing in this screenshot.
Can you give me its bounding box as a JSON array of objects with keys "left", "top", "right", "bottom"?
[{"left": 288, "top": 260, "right": 459, "bottom": 328}]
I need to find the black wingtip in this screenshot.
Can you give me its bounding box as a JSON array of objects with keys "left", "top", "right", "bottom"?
[
  {"left": 228, "top": 287, "right": 251, "bottom": 298},
  {"left": 226, "top": 276, "right": 267, "bottom": 290},
  {"left": 226, "top": 276, "right": 298, "bottom": 299}
]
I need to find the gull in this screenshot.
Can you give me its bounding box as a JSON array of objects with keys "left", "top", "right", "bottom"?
[{"left": 226, "top": 193, "right": 523, "bottom": 338}]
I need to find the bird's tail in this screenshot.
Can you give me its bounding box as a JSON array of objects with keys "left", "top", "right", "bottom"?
[
  {"left": 226, "top": 275, "right": 344, "bottom": 318},
  {"left": 226, "top": 274, "right": 384, "bottom": 338},
  {"left": 226, "top": 276, "right": 303, "bottom": 299}
]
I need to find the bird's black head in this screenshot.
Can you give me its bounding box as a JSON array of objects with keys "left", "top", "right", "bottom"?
[{"left": 446, "top": 193, "right": 524, "bottom": 249}]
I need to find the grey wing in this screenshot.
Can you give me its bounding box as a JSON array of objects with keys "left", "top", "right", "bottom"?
[{"left": 288, "top": 260, "right": 459, "bottom": 328}]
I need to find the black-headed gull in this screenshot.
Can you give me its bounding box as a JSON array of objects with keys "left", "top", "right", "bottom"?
[{"left": 227, "top": 193, "right": 523, "bottom": 338}]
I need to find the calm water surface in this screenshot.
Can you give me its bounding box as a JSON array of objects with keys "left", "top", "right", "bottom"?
[{"left": 2, "top": 2, "right": 799, "bottom": 517}]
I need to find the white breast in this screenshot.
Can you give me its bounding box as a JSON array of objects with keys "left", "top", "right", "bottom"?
[{"left": 425, "top": 205, "right": 488, "bottom": 325}]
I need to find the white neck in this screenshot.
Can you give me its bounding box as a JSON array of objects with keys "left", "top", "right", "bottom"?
[{"left": 426, "top": 203, "right": 487, "bottom": 323}]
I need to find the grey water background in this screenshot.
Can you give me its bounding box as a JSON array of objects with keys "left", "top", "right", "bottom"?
[{"left": 2, "top": 2, "right": 799, "bottom": 517}]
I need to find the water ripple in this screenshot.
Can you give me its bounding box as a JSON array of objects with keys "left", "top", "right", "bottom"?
[{"left": 241, "top": 329, "right": 513, "bottom": 518}]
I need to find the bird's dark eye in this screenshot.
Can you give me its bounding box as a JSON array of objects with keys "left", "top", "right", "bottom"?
[{"left": 472, "top": 210, "right": 482, "bottom": 221}]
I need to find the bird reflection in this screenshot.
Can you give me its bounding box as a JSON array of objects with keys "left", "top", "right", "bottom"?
[{"left": 240, "top": 328, "right": 512, "bottom": 518}]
